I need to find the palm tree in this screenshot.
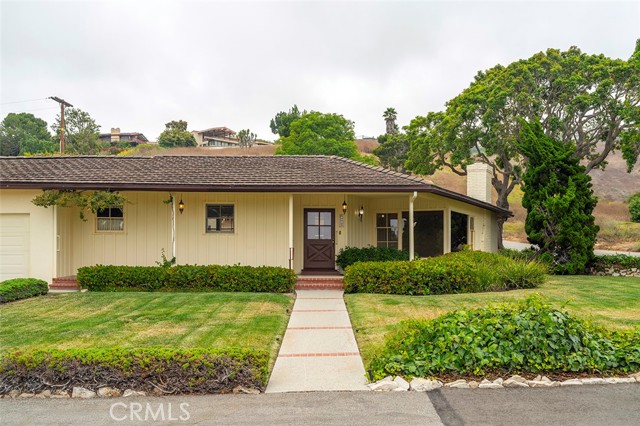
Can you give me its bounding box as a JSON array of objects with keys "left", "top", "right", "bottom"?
[{"left": 383, "top": 107, "right": 398, "bottom": 135}]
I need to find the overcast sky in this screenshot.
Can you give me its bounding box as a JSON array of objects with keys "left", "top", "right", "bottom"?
[{"left": 1, "top": 0, "right": 639, "bottom": 142}]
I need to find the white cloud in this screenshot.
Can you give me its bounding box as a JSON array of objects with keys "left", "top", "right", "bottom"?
[{"left": 2, "top": 0, "right": 638, "bottom": 141}]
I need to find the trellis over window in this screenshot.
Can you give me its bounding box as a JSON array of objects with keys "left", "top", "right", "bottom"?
[
  {"left": 96, "top": 207, "right": 124, "bottom": 231},
  {"left": 206, "top": 204, "right": 235, "bottom": 233}
]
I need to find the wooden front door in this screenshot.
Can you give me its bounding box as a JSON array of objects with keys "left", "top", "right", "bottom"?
[{"left": 303, "top": 209, "right": 335, "bottom": 270}]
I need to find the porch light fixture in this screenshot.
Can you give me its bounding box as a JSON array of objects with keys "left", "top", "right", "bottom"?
[
  {"left": 341, "top": 200, "right": 348, "bottom": 214},
  {"left": 358, "top": 205, "right": 364, "bottom": 221},
  {"left": 178, "top": 199, "right": 185, "bottom": 214}
]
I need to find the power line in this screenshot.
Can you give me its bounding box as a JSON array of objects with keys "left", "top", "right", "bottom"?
[
  {"left": 0, "top": 106, "right": 58, "bottom": 113},
  {"left": 0, "top": 97, "right": 49, "bottom": 105}
]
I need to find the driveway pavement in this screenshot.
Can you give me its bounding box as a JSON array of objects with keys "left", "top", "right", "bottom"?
[{"left": 2, "top": 385, "right": 639, "bottom": 425}]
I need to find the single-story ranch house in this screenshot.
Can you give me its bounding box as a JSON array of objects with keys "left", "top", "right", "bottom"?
[{"left": 0, "top": 155, "right": 510, "bottom": 284}]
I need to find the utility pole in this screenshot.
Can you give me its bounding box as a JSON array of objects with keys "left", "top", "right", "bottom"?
[{"left": 49, "top": 96, "right": 73, "bottom": 154}]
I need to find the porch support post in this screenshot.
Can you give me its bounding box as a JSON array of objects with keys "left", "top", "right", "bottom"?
[
  {"left": 409, "top": 191, "right": 417, "bottom": 260},
  {"left": 52, "top": 205, "right": 58, "bottom": 280},
  {"left": 170, "top": 193, "right": 176, "bottom": 263},
  {"left": 288, "top": 194, "right": 294, "bottom": 269}
]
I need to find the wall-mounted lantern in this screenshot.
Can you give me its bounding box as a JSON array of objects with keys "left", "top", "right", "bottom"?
[
  {"left": 342, "top": 200, "right": 348, "bottom": 214},
  {"left": 178, "top": 199, "right": 185, "bottom": 214},
  {"left": 358, "top": 205, "right": 364, "bottom": 222}
]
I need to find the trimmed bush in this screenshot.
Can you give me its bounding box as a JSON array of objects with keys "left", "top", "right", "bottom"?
[
  {"left": 343, "top": 251, "right": 547, "bottom": 295},
  {"left": 629, "top": 192, "right": 640, "bottom": 223},
  {"left": 369, "top": 297, "right": 640, "bottom": 379},
  {"left": 0, "top": 347, "right": 268, "bottom": 394},
  {"left": 0, "top": 278, "right": 48, "bottom": 303},
  {"left": 336, "top": 246, "right": 410, "bottom": 270},
  {"left": 77, "top": 264, "right": 296, "bottom": 292}
]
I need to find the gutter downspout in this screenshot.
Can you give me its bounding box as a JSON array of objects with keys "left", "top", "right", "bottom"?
[
  {"left": 409, "top": 191, "right": 417, "bottom": 261},
  {"left": 288, "top": 194, "right": 294, "bottom": 270},
  {"left": 170, "top": 193, "right": 176, "bottom": 263}
]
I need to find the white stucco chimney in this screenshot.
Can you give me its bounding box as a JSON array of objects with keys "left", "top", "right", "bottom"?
[{"left": 466, "top": 163, "right": 493, "bottom": 203}]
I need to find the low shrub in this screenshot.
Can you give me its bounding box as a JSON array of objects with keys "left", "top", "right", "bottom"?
[
  {"left": 0, "top": 347, "right": 268, "bottom": 394},
  {"left": 589, "top": 254, "right": 640, "bottom": 272},
  {"left": 0, "top": 278, "right": 48, "bottom": 303},
  {"left": 77, "top": 264, "right": 296, "bottom": 292},
  {"left": 336, "top": 246, "right": 410, "bottom": 270},
  {"left": 369, "top": 297, "right": 640, "bottom": 379},
  {"left": 343, "top": 251, "right": 547, "bottom": 295}
]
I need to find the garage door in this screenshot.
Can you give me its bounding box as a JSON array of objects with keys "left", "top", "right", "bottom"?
[{"left": 0, "top": 214, "right": 30, "bottom": 281}]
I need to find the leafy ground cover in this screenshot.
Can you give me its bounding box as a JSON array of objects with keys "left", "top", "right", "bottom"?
[
  {"left": 0, "top": 292, "right": 293, "bottom": 360},
  {"left": 345, "top": 276, "right": 640, "bottom": 365},
  {"left": 368, "top": 297, "right": 640, "bottom": 380}
]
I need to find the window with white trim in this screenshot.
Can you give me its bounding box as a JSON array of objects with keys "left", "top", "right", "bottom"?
[
  {"left": 96, "top": 207, "right": 124, "bottom": 231},
  {"left": 206, "top": 204, "right": 235, "bottom": 233},
  {"left": 376, "top": 213, "right": 399, "bottom": 248}
]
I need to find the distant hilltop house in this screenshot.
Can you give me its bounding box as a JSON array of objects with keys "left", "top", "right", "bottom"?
[
  {"left": 98, "top": 128, "right": 154, "bottom": 145},
  {"left": 191, "top": 126, "right": 271, "bottom": 148}
]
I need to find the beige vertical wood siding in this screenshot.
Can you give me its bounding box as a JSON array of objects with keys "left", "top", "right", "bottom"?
[
  {"left": 0, "top": 189, "right": 499, "bottom": 281},
  {"left": 175, "top": 192, "right": 290, "bottom": 268}
]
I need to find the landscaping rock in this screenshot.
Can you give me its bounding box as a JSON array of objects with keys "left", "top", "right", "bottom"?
[
  {"left": 19, "top": 393, "right": 35, "bottom": 398},
  {"left": 393, "top": 376, "right": 410, "bottom": 391},
  {"left": 123, "top": 389, "right": 147, "bottom": 397},
  {"left": 581, "top": 378, "right": 607, "bottom": 386},
  {"left": 629, "top": 372, "right": 640, "bottom": 381},
  {"left": 560, "top": 379, "right": 583, "bottom": 386},
  {"left": 503, "top": 376, "right": 529, "bottom": 388},
  {"left": 541, "top": 376, "right": 552, "bottom": 383},
  {"left": 605, "top": 378, "right": 636, "bottom": 384},
  {"left": 409, "top": 378, "right": 442, "bottom": 392},
  {"left": 528, "top": 380, "right": 559, "bottom": 388},
  {"left": 72, "top": 387, "right": 97, "bottom": 399},
  {"left": 493, "top": 378, "right": 504, "bottom": 385},
  {"left": 445, "top": 380, "right": 470, "bottom": 389},
  {"left": 233, "top": 386, "right": 260, "bottom": 395},
  {"left": 35, "top": 390, "right": 52, "bottom": 398},
  {"left": 368, "top": 377, "right": 399, "bottom": 391},
  {"left": 478, "top": 379, "right": 503, "bottom": 389},
  {"left": 8, "top": 390, "right": 20, "bottom": 399},
  {"left": 97, "top": 387, "right": 122, "bottom": 398},
  {"left": 533, "top": 375, "right": 542, "bottom": 382},
  {"left": 468, "top": 381, "right": 479, "bottom": 389},
  {"left": 50, "top": 390, "right": 70, "bottom": 399}
]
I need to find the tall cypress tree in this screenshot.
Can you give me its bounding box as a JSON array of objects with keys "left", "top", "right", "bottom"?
[{"left": 516, "top": 119, "right": 599, "bottom": 274}]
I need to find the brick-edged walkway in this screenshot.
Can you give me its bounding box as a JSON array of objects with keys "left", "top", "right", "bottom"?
[{"left": 265, "top": 289, "right": 369, "bottom": 393}]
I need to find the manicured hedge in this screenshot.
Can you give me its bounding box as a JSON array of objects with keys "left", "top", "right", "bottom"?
[
  {"left": 343, "top": 250, "right": 547, "bottom": 295},
  {"left": 369, "top": 297, "right": 640, "bottom": 379},
  {"left": 77, "top": 264, "right": 296, "bottom": 292},
  {"left": 590, "top": 254, "right": 640, "bottom": 271},
  {"left": 0, "top": 278, "right": 48, "bottom": 303},
  {"left": 0, "top": 348, "right": 268, "bottom": 394},
  {"left": 336, "top": 246, "right": 410, "bottom": 270}
]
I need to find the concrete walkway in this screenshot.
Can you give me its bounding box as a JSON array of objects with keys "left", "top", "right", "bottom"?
[{"left": 266, "top": 289, "right": 369, "bottom": 393}]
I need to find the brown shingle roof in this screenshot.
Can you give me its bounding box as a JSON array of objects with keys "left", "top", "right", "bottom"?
[{"left": 0, "top": 155, "right": 511, "bottom": 216}]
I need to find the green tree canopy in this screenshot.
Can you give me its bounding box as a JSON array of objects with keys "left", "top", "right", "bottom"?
[
  {"left": 270, "top": 105, "right": 304, "bottom": 138},
  {"left": 0, "top": 113, "right": 56, "bottom": 156},
  {"left": 275, "top": 111, "right": 360, "bottom": 159},
  {"left": 158, "top": 120, "right": 196, "bottom": 148},
  {"left": 406, "top": 42, "right": 640, "bottom": 245},
  {"left": 52, "top": 108, "right": 101, "bottom": 154},
  {"left": 373, "top": 133, "right": 410, "bottom": 172},
  {"left": 516, "top": 119, "right": 599, "bottom": 274}
]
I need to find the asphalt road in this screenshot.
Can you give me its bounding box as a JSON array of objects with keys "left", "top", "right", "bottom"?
[
  {"left": 503, "top": 240, "right": 640, "bottom": 257},
  {"left": 1, "top": 385, "right": 639, "bottom": 426}
]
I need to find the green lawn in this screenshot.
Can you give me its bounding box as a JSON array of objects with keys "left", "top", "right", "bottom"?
[
  {"left": 345, "top": 276, "right": 640, "bottom": 365},
  {"left": 0, "top": 292, "right": 293, "bottom": 359}
]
